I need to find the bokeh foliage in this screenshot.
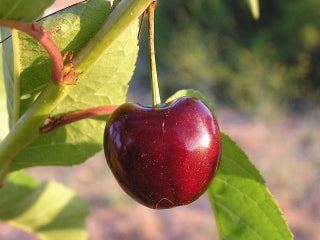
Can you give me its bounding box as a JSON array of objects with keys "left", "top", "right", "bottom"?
[{"left": 148, "top": 0, "right": 320, "bottom": 114}]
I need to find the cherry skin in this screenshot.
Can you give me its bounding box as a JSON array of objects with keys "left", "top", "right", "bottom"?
[{"left": 103, "top": 96, "right": 221, "bottom": 209}]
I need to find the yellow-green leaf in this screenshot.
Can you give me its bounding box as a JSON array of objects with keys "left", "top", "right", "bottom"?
[
  {"left": 1, "top": 0, "right": 139, "bottom": 170},
  {"left": 0, "top": 0, "right": 54, "bottom": 22},
  {"left": 0, "top": 171, "right": 89, "bottom": 240},
  {"left": 247, "top": 0, "right": 260, "bottom": 20},
  {"left": 0, "top": 31, "right": 9, "bottom": 140}
]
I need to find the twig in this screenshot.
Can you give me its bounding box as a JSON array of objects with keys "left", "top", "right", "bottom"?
[
  {"left": 0, "top": 159, "right": 11, "bottom": 189},
  {"left": 40, "top": 105, "right": 118, "bottom": 133},
  {"left": 0, "top": 20, "right": 64, "bottom": 85}
]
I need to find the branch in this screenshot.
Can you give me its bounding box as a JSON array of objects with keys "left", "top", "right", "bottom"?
[
  {"left": 0, "top": 0, "right": 154, "bottom": 188},
  {"left": 40, "top": 105, "right": 118, "bottom": 133},
  {"left": 0, "top": 20, "right": 64, "bottom": 85}
]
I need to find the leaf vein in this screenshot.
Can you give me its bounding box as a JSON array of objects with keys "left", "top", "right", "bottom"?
[
  {"left": 214, "top": 201, "right": 264, "bottom": 240},
  {"left": 2, "top": 0, "right": 23, "bottom": 19},
  {"left": 222, "top": 155, "right": 257, "bottom": 179},
  {"left": 215, "top": 177, "right": 284, "bottom": 238}
]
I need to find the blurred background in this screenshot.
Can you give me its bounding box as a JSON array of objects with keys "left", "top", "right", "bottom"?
[{"left": 0, "top": 0, "right": 320, "bottom": 239}]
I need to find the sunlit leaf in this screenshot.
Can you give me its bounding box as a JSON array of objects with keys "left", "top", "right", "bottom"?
[
  {"left": 168, "top": 89, "right": 293, "bottom": 240},
  {"left": 247, "top": 0, "right": 260, "bottom": 20},
  {"left": 0, "top": 31, "right": 9, "bottom": 140},
  {"left": 0, "top": 0, "right": 54, "bottom": 22},
  {"left": 1, "top": 0, "right": 139, "bottom": 170}
]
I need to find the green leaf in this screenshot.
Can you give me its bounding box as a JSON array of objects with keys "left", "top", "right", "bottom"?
[
  {"left": 168, "top": 90, "right": 293, "bottom": 240},
  {"left": 166, "top": 89, "right": 216, "bottom": 114},
  {"left": 1, "top": 0, "right": 139, "bottom": 170},
  {"left": 0, "top": 171, "right": 89, "bottom": 240},
  {"left": 0, "top": 0, "right": 54, "bottom": 22},
  {"left": 0, "top": 31, "right": 9, "bottom": 140},
  {"left": 209, "top": 134, "right": 293, "bottom": 239},
  {"left": 247, "top": 0, "right": 260, "bottom": 20},
  {"left": 1, "top": 27, "right": 15, "bottom": 129}
]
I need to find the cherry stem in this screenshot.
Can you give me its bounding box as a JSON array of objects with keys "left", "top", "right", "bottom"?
[
  {"left": 148, "top": 1, "right": 161, "bottom": 107},
  {"left": 0, "top": 20, "right": 64, "bottom": 85},
  {"left": 138, "top": 11, "right": 146, "bottom": 40},
  {"left": 40, "top": 105, "right": 118, "bottom": 133}
]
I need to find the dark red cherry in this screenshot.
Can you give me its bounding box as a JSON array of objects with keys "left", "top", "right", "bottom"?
[{"left": 103, "top": 96, "right": 221, "bottom": 209}]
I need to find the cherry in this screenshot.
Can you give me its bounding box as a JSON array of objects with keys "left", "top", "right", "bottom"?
[{"left": 103, "top": 96, "right": 221, "bottom": 209}]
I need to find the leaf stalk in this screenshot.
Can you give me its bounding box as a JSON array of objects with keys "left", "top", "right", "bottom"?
[
  {"left": 40, "top": 105, "right": 118, "bottom": 133},
  {"left": 0, "top": 0, "right": 154, "bottom": 185},
  {"left": 0, "top": 20, "right": 64, "bottom": 85}
]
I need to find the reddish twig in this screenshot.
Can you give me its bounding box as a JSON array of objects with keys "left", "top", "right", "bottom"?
[
  {"left": 40, "top": 105, "right": 118, "bottom": 133},
  {"left": 0, "top": 20, "right": 64, "bottom": 85}
]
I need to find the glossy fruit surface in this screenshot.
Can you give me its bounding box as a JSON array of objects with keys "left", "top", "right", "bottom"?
[{"left": 104, "top": 96, "right": 221, "bottom": 209}]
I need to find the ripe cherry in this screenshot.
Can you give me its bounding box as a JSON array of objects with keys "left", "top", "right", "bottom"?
[{"left": 103, "top": 96, "right": 221, "bottom": 209}]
